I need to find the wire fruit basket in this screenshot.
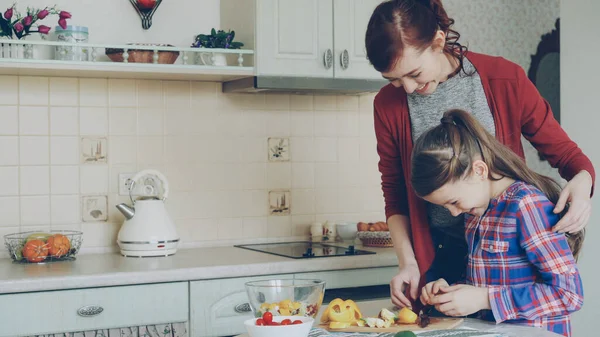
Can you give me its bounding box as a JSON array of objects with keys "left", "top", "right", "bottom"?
[
  {"left": 357, "top": 231, "right": 394, "bottom": 247},
  {"left": 4, "top": 230, "right": 83, "bottom": 264}
]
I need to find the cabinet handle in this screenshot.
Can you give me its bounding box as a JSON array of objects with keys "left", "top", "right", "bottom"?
[
  {"left": 77, "top": 305, "right": 104, "bottom": 317},
  {"left": 323, "top": 49, "right": 333, "bottom": 69},
  {"left": 234, "top": 303, "right": 252, "bottom": 313},
  {"left": 340, "top": 49, "right": 349, "bottom": 70}
]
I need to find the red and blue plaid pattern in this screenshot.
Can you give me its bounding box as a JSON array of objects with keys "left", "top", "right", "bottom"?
[{"left": 465, "top": 181, "right": 583, "bottom": 337}]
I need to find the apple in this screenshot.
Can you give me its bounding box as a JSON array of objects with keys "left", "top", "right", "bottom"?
[{"left": 137, "top": 0, "right": 156, "bottom": 9}]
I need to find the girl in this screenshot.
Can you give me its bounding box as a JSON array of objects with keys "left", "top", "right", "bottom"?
[
  {"left": 365, "top": 0, "right": 594, "bottom": 310},
  {"left": 412, "top": 109, "right": 584, "bottom": 337}
]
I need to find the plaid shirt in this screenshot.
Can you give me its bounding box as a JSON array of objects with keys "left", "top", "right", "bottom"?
[{"left": 465, "top": 181, "right": 583, "bottom": 337}]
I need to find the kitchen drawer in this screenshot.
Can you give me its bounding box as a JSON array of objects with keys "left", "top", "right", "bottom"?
[
  {"left": 295, "top": 266, "right": 397, "bottom": 289},
  {"left": 190, "top": 274, "right": 293, "bottom": 337},
  {"left": 0, "top": 282, "right": 188, "bottom": 337}
]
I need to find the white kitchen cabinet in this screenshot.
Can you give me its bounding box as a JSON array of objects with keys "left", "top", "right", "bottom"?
[
  {"left": 0, "top": 282, "right": 188, "bottom": 337},
  {"left": 190, "top": 274, "right": 294, "bottom": 337},
  {"left": 221, "top": 0, "right": 382, "bottom": 79},
  {"left": 334, "top": 0, "right": 383, "bottom": 79}
]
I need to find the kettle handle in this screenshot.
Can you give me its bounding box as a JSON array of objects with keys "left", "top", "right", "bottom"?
[{"left": 130, "top": 169, "right": 170, "bottom": 200}]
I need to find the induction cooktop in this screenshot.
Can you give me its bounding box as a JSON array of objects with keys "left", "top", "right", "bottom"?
[{"left": 234, "top": 241, "right": 375, "bottom": 259}]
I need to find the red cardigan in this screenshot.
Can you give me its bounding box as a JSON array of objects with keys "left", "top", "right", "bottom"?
[{"left": 373, "top": 51, "right": 595, "bottom": 282}]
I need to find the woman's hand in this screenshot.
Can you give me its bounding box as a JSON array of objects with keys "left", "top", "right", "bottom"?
[
  {"left": 420, "top": 278, "right": 448, "bottom": 306},
  {"left": 428, "top": 284, "right": 490, "bottom": 317},
  {"left": 390, "top": 263, "right": 420, "bottom": 309},
  {"left": 553, "top": 170, "right": 593, "bottom": 233}
]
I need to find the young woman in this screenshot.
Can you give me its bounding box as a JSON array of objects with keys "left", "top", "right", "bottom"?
[
  {"left": 412, "top": 109, "right": 584, "bottom": 337},
  {"left": 365, "top": 0, "right": 594, "bottom": 310}
]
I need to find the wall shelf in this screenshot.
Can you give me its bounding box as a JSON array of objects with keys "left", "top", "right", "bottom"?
[{"left": 0, "top": 40, "right": 254, "bottom": 82}]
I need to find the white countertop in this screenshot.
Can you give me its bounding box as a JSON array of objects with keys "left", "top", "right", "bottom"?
[{"left": 0, "top": 244, "right": 398, "bottom": 294}]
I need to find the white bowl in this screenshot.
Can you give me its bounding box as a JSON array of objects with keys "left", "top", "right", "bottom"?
[
  {"left": 244, "top": 316, "right": 314, "bottom": 337},
  {"left": 336, "top": 222, "right": 358, "bottom": 240}
]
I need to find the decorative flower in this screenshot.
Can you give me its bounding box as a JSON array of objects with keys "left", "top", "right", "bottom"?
[
  {"left": 0, "top": 4, "right": 72, "bottom": 39},
  {"left": 191, "top": 28, "right": 244, "bottom": 49}
]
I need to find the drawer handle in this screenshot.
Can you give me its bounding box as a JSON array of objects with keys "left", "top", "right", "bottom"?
[
  {"left": 234, "top": 303, "right": 251, "bottom": 313},
  {"left": 77, "top": 305, "right": 104, "bottom": 317}
]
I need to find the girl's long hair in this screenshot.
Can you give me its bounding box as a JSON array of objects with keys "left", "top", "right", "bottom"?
[{"left": 410, "top": 109, "right": 584, "bottom": 259}]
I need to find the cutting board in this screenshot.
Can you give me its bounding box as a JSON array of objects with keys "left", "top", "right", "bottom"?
[{"left": 318, "top": 318, "right": 464, "bottom": 333}]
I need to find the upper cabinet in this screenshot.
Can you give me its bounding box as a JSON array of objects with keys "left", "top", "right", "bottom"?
[{"left": 221, "top": 0, "right": 382, "bottom": 80}]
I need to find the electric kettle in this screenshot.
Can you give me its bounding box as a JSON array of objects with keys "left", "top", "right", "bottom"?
[{"left": 115, "top": 169, "right": 179, "bottom": 257}]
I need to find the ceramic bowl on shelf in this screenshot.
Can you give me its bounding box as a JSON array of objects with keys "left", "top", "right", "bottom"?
[
  {"left": 105, "top": 43, "right": 179, "bottom": 64},
  {"left": 244, "top": 316, "right": 314, "bottom": 337},
  {"left": 245, "top": 279, "right": 325, "bottom": 319},
  {"left": 4, "top": 230, "right": 83, "bottom": 264}
]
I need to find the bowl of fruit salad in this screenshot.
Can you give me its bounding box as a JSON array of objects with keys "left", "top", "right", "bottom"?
[
  {"left": 244, "top": 315, "right": 314, "bottom": 337},
  {"left": 245, "top": 279, "right": 325, "bottom": 319}
]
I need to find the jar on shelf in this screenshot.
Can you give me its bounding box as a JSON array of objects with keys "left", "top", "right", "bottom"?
[{"left": 54, "top": 25, "right": 89, "bottom": 61}]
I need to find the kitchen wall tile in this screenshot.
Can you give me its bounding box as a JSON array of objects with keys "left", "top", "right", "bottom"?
[
  {"left": 241, "top": 190, "right": 268, "bottom": 217},
  {"left": 19, "top": 106, "right": 48, "bottom": 135},
  {"left": 242, "top": 110, "right": 268, "bottom": 137},
  {"left": 315, "top": 189, "right": 338, "bottom": 214},
  {"left": 50, "top": 78, "right": 79, "bottom": 106},
  {"left": 290, "top": 137, "right": 314, "bottom": 162},
  {"left": 337, "top": 95, "right": 359, "bottom": 111},
  {"left": 216, "top": 109, "right": 243, "bottom": 137},
  {"left": 109, "top": 79, "right": 137, "bottom": 107},
  {"left": 337, "top": 137, "right": 360, "bottom": 163},
  {"left": 266, "top": 111, "right": 290, "bottom": 137},
  {"left": 314, "top": 163, "right": 338, "bottom": 188},
  {"left": 291, "top": 189, "right": 315, "bottom": 215},
  {"left": 291, "top": 163, "right": 314, "bottom": 189},
  {"left": 0, "top": 167, "right": 19, "bottom": 196},
  {"left": 222, "top": 93, "right": 265, "bottom": 111},
  {"left": 265, "top": 94, "right": 290, "bottom": 111},
  {"left": 268, "top": 137, "right": 289, "bottom": 162},
  {"left": 51, "top": 195, "right": 80, "bottom": 224},
  {"left": 359, "top": 137, "right": 379, "bottom": 162},
  {"left": 313, "top": 95, "right": 337, "bottom": 111},
  {"left": 164, "top": 136, "right": 192, "bottom": 164},
  {"left": 213, "top": 136, "right": 242, "bottom": 164},
  {"left": 20, "top": 166, "right": 49, "bottom": 195},
  {"left": 80, "top": 79, "right": 108, "bottom": 107},
  {"left": 359, "top": 110, "right": 376, "bottom": 138},
  {"left": 80, "top": 222, "right": 119, "bottom": 248},
  {"left": 0, "top": 106, "right": 18, "bottom": 135},
  {"left": 0, "top": 76, "right": 18, "bottom": 105},
  {"left": 176, "top": 218, "right": 217, "bottom": 243},
  {"left": 50, "top": 136, "right": 79, "bottom": 165},
  {"left": 290, "top": 110, "right": 314, "bottom": 137},
  {"left": 20, "top": 196, "right": 50, "bottom": 225},
  {"left": 338, "top": 163, "right": 362, "bottom": 187},
  {"left": 164, "top": 81, "right": 190, "bottom": 108},
  {"left": 80, "top": 107, "right": 108, "bottom": 135},
  {"left": 267, "top": 163, "right": 291, "bottom": 189},
  {"left": 359, "top": 94, "right": 376, "bottom": 112},
  {"left": 217, "top": 217, "right": 244, "bottom": 240},
  {"left": 19, "top": 77, "right": 48, "bottom": 106},
  {"left": 165, "top": 165, "right": 193, "bottom": 192},
  {"left": 138, "top": 108, "right": 164, "bottom": 136},
  {"left": 0, "top": 137, "right": 18, "bottom": 166},
  {"left": 338, "top": 187, "right": 363, "bottom": 213},
  {"left": 0, "top": 197, "right": 19, "bottom": 227},
  {"left": 80, "top": 165, "right": 109, "bottom": 194},
  {"left": 267, "top": 216, "right": 291, "bottom": 238},
  {"left": 50, "top": 107, "right": 79, "bottom": 135},
  {"left": 51, "top": 166, "right": 79, "bottom": 195},
  {"left": 314, "top": 111, "right": 337, "bottom": 136},
  {"left": 314, "top": 137, "right": 337, "bottom": 162},
  {"left": 242, "top": 217, "right": 268, "bottom": 239},
  {"left": 109, "top": 107, "right": 137, "bottom": 136},
  {"left": 109, "top": 164, "right": 137, "bottom": 194},
  {"left": 214, "top": 164, "right": 243, "bottom": 190},
  {"left": 290, "top": 95, "right": 313, "bottom": 111},
  {"left": 362, "top": 186, "right": 384, "bottom": 213},
  {"left": 137, "top": 80, "right": 163, "bottom": 108},
  {"left": 243, "top": 163, "right": 267, "bottom": 189},
  {"left": 109, "top": 136, "right": 137, "bottom": 164},
  {"left": 82, "top": 195, "right": 108, "bottom": 222},
  {"left": 137, "top": 136, "right": 164, "bottom": 164},
  {"left": 337, "top": 110, "right": 359, "bottom": 136},
  {"left": 241, "top": 137, "right": 266, "bottom": 163},
  {"left": 191, "top": 82, "right": 218, "bottom": 109},
  {"left": 20, "top": 136, "right": 49, "bottom": 165},
  {"left": 80, "top": 137, "right": 107, "bottom": 164},
  {"left": 292, "top": 215, "right": 314, "bottom": 236}
]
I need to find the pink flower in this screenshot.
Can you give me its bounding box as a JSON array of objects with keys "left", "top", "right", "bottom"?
[
  {"left": 23, "top": 16, "right": 33, "bottom": 27},
  {"left": 13, "top": 22, "right": 23, "bottom": 33},
  {"left": 58, "top": 18, "right": 67, "bottom": 29},
  {"left": 3, "top": 7, "right": 13, "bottom": 20},
  {"left": 37, "top": 9, "right": 49, "bottom": 20},
  {"left": 38, "top": 25, "right": 51, "bottom": 34},
  {"left": 59, "top": 11, "right": 71, "bottom": 19}
]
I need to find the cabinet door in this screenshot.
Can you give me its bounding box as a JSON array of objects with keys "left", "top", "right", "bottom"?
[
  {"left": 256, "top": 0, "right": 334, "bottom": 77},
  {"left": 333, "top": 0, "right": 382, "bottom": 79},
  {"left": 190, "top": 274, "right": 293, "bottom": 337}
]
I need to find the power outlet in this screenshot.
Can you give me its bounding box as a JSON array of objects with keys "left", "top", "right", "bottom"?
[{"left": 118, "top": 173, "right": 135, "bottom": 196}]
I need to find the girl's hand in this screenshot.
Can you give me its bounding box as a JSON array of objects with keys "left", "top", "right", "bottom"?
[
  {"left": 420, "top": 278, "right": 448, "bottom": 306},
  {"left": 428, "top": 284, "right": 489, "bottom": 317},
  {"left": 390, "top": 263, "right": 421, "bottom": 309},
  {"left": 553, "top": 170, "right": 593, "bottom": 233}
]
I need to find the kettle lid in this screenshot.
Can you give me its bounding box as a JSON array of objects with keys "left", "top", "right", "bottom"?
[{"left": 129, "top": 169, "right": 170, "bottom": 203}]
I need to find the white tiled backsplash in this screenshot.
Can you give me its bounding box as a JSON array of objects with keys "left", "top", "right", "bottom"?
[{"left": 0, "top": 76, "right": 385, "bottom": 254}]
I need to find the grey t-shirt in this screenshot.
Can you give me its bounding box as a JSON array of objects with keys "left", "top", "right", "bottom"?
[{"left": 408, "top": 57, "right": 495, "bottom": 241}]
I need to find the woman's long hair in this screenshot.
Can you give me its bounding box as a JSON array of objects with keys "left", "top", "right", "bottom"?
[{"left": 410, "top": 109, "right": 584, "bottom": 259}]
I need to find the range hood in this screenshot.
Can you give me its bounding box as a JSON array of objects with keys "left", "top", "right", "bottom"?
[{"left": 222, "top": 76, "right": 389, "bottom": 95}]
